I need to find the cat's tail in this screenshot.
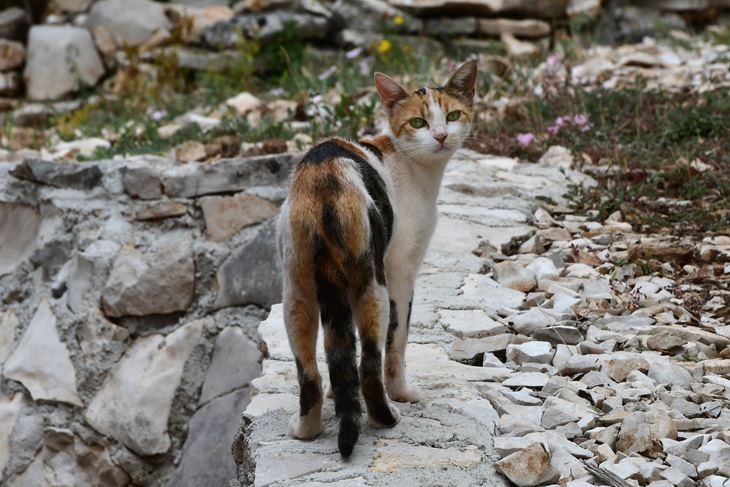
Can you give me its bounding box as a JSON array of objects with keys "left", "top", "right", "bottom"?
[{"left": 314, "top": 241, "right": 361, "bottom": 458}]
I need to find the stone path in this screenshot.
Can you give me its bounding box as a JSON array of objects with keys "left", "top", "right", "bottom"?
[{"left": 232, "top": 148, "right": 593, "bottom": 486}]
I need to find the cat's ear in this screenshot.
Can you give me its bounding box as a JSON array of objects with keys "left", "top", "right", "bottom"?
[
  {"left": 374, "top": 73, "right": 408, "bottom": 116},
  {"left": 444, "top": 59, "right": 477, "bottom": 103}
]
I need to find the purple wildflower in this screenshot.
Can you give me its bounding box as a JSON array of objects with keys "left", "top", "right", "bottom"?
[
  {"left": 547, "top": 125, "right": 560, "bottom": 135},
  {"left": 346, "top": 47, "right": 363, "bottom": 59},
  {"left": 359, "top": 57, "right": 373, "bottom": 76},
  {"left": 151, "top": 110, "right": 166, "bottom": 122},
  {"left": 516, "top": 133, "right": 535, "bottom": 146},
  {"left": 269, "top": 87, "right": 286, "bottom": 97},
  {"left": 318, "top": 65, "right": 337, "bottom": 81},
  {"left": 311, "top": 94, "right": 323, "bottom": 104},
  {"left": 574, "top": 113, "right": 589, "bottom": 126}
]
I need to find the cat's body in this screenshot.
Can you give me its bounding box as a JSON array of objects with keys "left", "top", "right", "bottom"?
[{"left": 276, "top": 60, "right": 477, "bottom": 457}]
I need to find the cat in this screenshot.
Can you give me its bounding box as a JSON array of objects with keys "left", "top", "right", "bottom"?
[{"left": 276, "top": 59, "right": 477, "bottom": 458}]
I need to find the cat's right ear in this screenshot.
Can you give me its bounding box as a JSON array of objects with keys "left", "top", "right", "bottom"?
[{"left": 374, "top": 73, "right": 408, "bottom": 116}]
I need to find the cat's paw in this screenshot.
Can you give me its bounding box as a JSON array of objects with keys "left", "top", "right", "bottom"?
[
  {"left": 368, "top": 404, "right": 400, "bottom": 429},
  {"left": 288, "top": 413, "right": 322, "bottom": 440},
  {"left": 387, "top": 383, "right": 423, "bottom": 403}
]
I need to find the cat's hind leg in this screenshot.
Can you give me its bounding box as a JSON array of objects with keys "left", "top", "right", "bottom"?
[
  {"left": 283, "top": 273, "right": 323, "bottom": 440},
  {"left": 353, "top": 281, "right": 400, "bottom": 429},
  {"left": 385, "top": 281, "right": 423, "bottom": 403}
]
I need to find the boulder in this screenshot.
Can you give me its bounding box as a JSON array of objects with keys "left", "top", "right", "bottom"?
[
  {"left": 169, "top": 389, "right": 252, "bottom": 487},
  {"left": 85, "top": 0, "right": 171, "bottom": 46},
  {"left": 85, "top": 320, "right": 205, "bottom": 456},
  {"left": 0, "top": 39, "right": 24, "bottom": 71},
  {"left": 214, "top": 220, "right": 282, "bottom": 309},
  {"left": 23, "top": 26, "right": 105, "bottom": 101},
  {"left": 3, "top": 300, "right": 81, "bottom": 406},
  {"left": 101, "top": 233, "right": 195, "bottom": 317},
  {"left": 199, "top": 327, "right": 261, "bottom": 404},
  {"left": 199, "top": 193, "right": 278, "bottom": 241}
]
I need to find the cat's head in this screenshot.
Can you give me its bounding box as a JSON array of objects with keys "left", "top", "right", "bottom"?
[{"left": 374, "top": 59, "right": 477, "bottom": 164}]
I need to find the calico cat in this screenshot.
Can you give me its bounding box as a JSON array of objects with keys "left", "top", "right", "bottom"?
[{"left": 276, "top": 59, "right": 477, "bottom": 457}]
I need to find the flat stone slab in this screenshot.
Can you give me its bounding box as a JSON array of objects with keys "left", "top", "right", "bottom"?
[{"left": 232, "top": 149, "right": 590, "bottom": 486}]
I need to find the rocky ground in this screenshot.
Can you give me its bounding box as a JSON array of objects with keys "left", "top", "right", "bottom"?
[
  {"left": 235, "top": 147, "right": 730, "bottom": 487},
  {"left": 0, "top": 1, "right": 729, "bottom": 486}
]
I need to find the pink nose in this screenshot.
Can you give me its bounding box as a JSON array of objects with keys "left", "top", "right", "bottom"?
[{"left": 434, "top": 133, "right": 447, "bottom": 145}]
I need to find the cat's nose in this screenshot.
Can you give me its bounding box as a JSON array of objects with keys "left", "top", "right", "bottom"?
[{"left": 433, "top": 133, "right": 447, "bottom": 145}]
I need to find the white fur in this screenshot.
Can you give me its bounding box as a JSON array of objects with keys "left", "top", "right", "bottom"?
[{"left": 382, "top": 87, "right": 471, "bottom": 402}]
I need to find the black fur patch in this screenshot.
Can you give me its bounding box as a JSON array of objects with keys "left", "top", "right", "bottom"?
[
  {"left": 360, "top": 142, "right": 383, "bottom": 162},
  {"left": 386, "top": 298, "right": 413, "bottom": 348},
  {"left": 313, "top": 239, "right": 361, "bottom": 457},
  {"left": 415, "top": 87, "right": 427, "bottom": 96},
  {"left": 295, "top": 357, "right": 321, "bottom": 416},
  {"left": 367, "top": 206, "right": 387, "bottom": 286},
  {"left": 299, "top": 140, "right": 362, "bottom": 166},
  {"left": 387, "top": 300, "right": 397, "bottom": 347},
  {"left": 360, "top": 336, "right": 398, "bottom": 427},
  {"left": 351, "top": 156, "right": 393, "bottom": 245},
  {"left": 322, "top": 203, "right": 345, "bottom": 249}
]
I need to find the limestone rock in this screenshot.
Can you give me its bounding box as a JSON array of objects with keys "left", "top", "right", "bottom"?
[
  {"left": 506, "top": 341, "right": 553, "bottom": 365},
  {"left": 9, "top": 428, "right": 129, "bottom": 487},
  {"left": 199, "top": 327, "right": 261, "bottom": 404},
  {"left": 101, "top": 233, "right": 195, "bottom": 317},
  {"left": 201, "top": 11, "right": 329, "bottom": 48},
  {"left": 134, "top": 200, "right": 188, "bottom": 221},
  {"left": 0, "top": 393, "right": 24, "bottom": 475},
  {"left": 648, "top": 362, "right": 692, "bottom": 388},
  {"left": 10, "top": 158, "right": 103, "bottom": 190},
  {"left": 388, "top": 0, "right": 568, "bottom": 18},
  {"left": 214, "top": 220, "right": 281, "bottom": 309},
  {"left": 3, "top": 300, "right": 81, "bottom": 406},
  {"left": 0, "top": 39, "right": 24, "bottom": 71},
  {"left": 161, "top": 152, "right": 298, "bottom": 198},
  {"left": 493, "top": 261, "right": 537, "bottom": 292},
  {"left": 51, "top": 138, "right": 110, "bottom": 159},
  {"left": 85, "top": 320, "right": 205, "bottom": 456},
  {"left": 23, "top": 26, "right": 105, "bottom": 101},
  {"left": 169, "top": 389, "right": 251, "bottom": 487},
  {"left": 496, "top": 443, "right": 560, "bottom": 486},
  {"left": 52, "top": 0, "right": 94, "bottom": 13},
  {"left": 603, "top": 354, "right": 650, "bottom": 382},
  {"left": 85, "top": 0, "right": 171, "bottom": 46},
  {"left": 440, "top": 308, "right": 507, "bottom": 339},
  {"left": 199, "top": 194, "right": 278, "bottom": 241},
  {"left": 0, "top": 7, "right": 29, "bottom": 42},
  {"left": 616, "top": 410, "right": 677, "bottom": 457},
  {"left": 425, "top": 17, "right": 477, "bottom": 36},
  {"left": 507, "top": 307, "right": 555, "bottom": 335},
  {"left": 176, "top": 141, "right": 207, "bottom": 163},
  {"left": 501, "top": 32, "right": 539, "bottom": 58},
  {"left": 121, "top": 166, "right": 162, "bottom": 200},
  {"left": 225, "top": 91, "right": 263, "bottom": 117},
  {"left": 0, "top": 310, "right": 17, "bottom": 367},
  {"left": 478, "top": 18, "right": 550, "bottom": 38}
]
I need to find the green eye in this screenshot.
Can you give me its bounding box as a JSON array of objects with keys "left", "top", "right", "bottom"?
[
  {"left": 446, "top": 110, "right": 461, "bottom": 122},
  {"left": 409, "top": 117, "right": 427, "bottom": 129}
]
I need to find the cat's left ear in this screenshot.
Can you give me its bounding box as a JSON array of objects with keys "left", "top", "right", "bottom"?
[{"left": 444, "top": 59, "right": 478, "bottom": 103}]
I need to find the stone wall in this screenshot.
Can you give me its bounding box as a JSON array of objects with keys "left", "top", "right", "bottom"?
[
  {"left": 0, "top": 152, "right": 297, "bottom": 486},
  {"left": 0, "top": 0, "right": 729, "bottom": 104}
]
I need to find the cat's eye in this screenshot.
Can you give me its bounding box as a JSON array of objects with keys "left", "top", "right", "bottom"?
[
  {"left": 409, "top": 117, "right": 427, "bottom": 129},
  {"left": 446, "top": 110, "right": 461, "bottom": 122}
]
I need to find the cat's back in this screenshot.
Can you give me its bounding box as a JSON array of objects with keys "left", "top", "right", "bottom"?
[{"left": 278, "top": 137, "right": 394, "bottom": 261}]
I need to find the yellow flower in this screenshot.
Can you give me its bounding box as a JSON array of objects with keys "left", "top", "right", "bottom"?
[
  {"left": 394, "top": 15, "right": 404, "bottom": 26},
  {"left": 378, "top": 39, "right": 391, "bottom": 54}
]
